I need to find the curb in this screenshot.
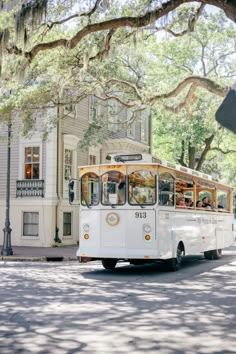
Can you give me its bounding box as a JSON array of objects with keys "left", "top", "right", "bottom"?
[{"left": 0, "top": 256, "right": 78, "bottom": 262}]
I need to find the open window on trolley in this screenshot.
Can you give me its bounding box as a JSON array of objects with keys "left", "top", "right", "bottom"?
[
  {"left": 128, "top": 169, "right": 156, "bottom": 205},
  {"left": 196, "top": 180, "right": 230, "bottom": 211},
  {"left": 217, "top": 190, "right": 229, "bottom": 211},
  {"left": 175, "top": 174, "right": 194, "bottom": 209},
  {"left": 196, "top": 179, "right": 217, "bottom": 210}
]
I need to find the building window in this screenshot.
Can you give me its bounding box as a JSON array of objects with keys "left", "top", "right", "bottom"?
[
  {"left": 23, "top": 212, "right": 39, "bottom": 236},
  {"left": 64, "top": 149, "right": 73, "bottom": 181},
  {"left": 64, "top": 103, "right": 75, "bottom": 114},
  {"left": 63, "top": 212, "right": 72, "bottom": 236},
  {"left": 108, "top": 100, "right": 119, "bottom": 132},
  {"left": 127, "top": 122, "right": 136, "bottom": 138},
  {"left": 89, "top": 155, "right": 96, "bottom": 165},
  {"left": 89, "top": 96, "right": 98, "bottom": 123},
  {"left": 127, "top": 111, "right": 136, "bottom": 138},
  {"left": 141, "top": 110, "right": 149, "bottom": 143},
  {"left": 24, "top": 146, "right": 40, "bottom": 179}
]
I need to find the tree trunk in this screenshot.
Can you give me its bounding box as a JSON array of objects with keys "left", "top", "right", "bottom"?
[
  {"left": 177, "top": 140, "right": 187, "bottom": 167},
  {"left": 188, "top": 142, "right": 196, "bottom": 169},
  {"left": 196, "top": 134, "right": 215, "bottom": 171}
]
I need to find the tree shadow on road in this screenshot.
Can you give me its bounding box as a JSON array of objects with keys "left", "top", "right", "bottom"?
[{"left": 0, "top": 251, "right": 235, "bottom": 354}]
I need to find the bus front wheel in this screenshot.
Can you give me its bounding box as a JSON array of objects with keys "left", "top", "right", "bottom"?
[
  {"left": 204, "top": 249, "right": 222, "bottom": 260},
  {"left": 102, "top": 258, "right": 117, "bottom": 270},
  {"left": 165, "top": 243, "right": 184, "bottom": 272}
]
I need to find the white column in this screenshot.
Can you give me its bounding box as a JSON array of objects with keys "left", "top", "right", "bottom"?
[{"left": 45, "top": 127, "right": 58, "bottom": 200}]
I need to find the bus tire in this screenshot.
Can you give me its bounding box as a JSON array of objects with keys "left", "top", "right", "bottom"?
[
  {"left": 102, "top": 258, "right": 117, "bottom": 270},
  {"left": 204, "top": 249, "right": 222, "bottom": 260},
  {"left": 212, "top": 249, "right": 222, "bottom": 259},
  {"left": 166, "top": 243, "right": 184, "bottom": 272},
  {"left": 204, "top": 251, "right": 213, "bottom": 260}
]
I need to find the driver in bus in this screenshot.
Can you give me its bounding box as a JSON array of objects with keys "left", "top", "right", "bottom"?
[{"left": 117, "top": 176, "right": 126, "bottom": 204}]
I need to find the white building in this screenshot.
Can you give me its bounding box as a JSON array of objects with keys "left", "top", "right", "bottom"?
[{"left": 0, "top": 97, "right": 151, "bottom": 247}]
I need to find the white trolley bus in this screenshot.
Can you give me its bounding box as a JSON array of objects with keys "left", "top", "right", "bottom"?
[{"left": 75, "top": 153, "right": 235, "bottom": 271}]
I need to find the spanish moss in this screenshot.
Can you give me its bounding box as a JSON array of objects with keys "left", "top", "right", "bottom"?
[
  {"left": 15, "top": 0, "right": 48, "bottom": 43},
  {"left": 0, "top": 28, "right": 10, "bottom": 76}
]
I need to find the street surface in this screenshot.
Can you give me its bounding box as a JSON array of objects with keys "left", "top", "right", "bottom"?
[{"left": 0, "top": 244, "right": 236, "bottom": 354}]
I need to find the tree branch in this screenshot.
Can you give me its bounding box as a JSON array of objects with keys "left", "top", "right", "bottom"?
[
  {"left": 210, "top": 147, "right": 236, "bottom": 154},
  {"left": 162, "top": 83, "right": 197, "bottom": 113},
  {"left": 105, "top": 78, "right": 143, "bottom": 101},
  {"left": 93, "top": 94, "right": 137, "bottom": 109},
  {"left": 149, "top": 75, "right": 227, "bottom": 105},
  {"left": 42, "top": 0, "right": 103, "bottom": 30},
  {"left": 8, "top": 0, "right": 236, "bottom": 62},
  {"left": 161, "top": 3, "right": 205, "bottom": 37},
  {"left": 89, "top": 29, "right": 116, "bottom": 62}
]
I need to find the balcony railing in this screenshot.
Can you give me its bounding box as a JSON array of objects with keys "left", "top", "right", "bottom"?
[{"left": 16, "top": 179, "right": 44, "bottom": 198}]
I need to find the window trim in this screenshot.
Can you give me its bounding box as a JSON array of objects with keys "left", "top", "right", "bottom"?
[
  {"left": 22, "top": 211, "right": 39, "bottom": 237},
  {"left": 63, "top": 212, "right": 72, "bottom": 236}
]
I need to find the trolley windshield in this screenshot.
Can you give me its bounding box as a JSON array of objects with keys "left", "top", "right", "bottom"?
[{"left": 101, "top": 171, "right": 126, "bottom": 205}]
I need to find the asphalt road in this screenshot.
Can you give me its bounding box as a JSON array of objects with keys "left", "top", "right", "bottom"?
[{"left": 0, "top": 245, "right": 236, "bottom": 354}]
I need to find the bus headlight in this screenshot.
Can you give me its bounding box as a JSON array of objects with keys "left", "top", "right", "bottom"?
[
  {"left": 143, "top": 224, "right": 151, "bottom": 233},
  {"left": 83, "top": 224, "right": 90, "bottom": 232},
  {"left": 145, "top": 234, "right": 151, "bottom": 241},
  {"left": 84, "top": 234, "right": 89, "bottom": 240}
]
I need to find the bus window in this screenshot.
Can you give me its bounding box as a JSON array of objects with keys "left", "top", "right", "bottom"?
[
  {"left": 176, "top": 177, "right": 194, "bottom": 208},
  {"left": 217, "top": 190, "right": 228, "bottom": 210},
  {"left": 159, "top": 173, "right": 175, "bottom": 206},
  {"left": 198, "top": 190, "right": 212, "bottom": 209},
  {"left": 81, "top": 172, "right": 99, "bottom": 206},
  {"left": 128, "top": 169, "right": 156, "bottom": 205},
  {"left": 101, "top": 171, "right": 126, "bottom": 205}
]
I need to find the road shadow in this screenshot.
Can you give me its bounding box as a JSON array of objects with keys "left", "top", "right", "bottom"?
[{"left": 0, "top": 247, "right": 235, "bottom": 353}]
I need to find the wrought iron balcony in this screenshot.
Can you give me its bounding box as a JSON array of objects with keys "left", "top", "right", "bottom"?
[{"left": 16, "top": 179, "right": 44, "bottom": 198}]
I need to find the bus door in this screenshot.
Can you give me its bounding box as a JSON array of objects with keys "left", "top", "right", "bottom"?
[
  {"left": 100, "top": 210, "right": 126, "bottom": 248},
  {"left": 100, "top": 168, "right": 127, "bottom": 249},
  {"left": 126, "top": 166, "right": 157, "bottom": 251},
  {"left": 80, "top": 169, "right": 100, "bottom": 252}
]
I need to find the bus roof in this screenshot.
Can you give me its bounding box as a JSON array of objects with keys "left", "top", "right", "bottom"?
[{"left": 78, "top": 153, "right": 233, "bottom": 190}]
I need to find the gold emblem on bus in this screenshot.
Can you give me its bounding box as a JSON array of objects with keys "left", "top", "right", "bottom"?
[{"left": 106, "top": 212, "right": 120, "bottom": 226}]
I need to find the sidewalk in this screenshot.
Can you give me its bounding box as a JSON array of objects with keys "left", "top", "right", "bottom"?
[{"left": 0, "top": 245, "right": 78, "bottom": 262}]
